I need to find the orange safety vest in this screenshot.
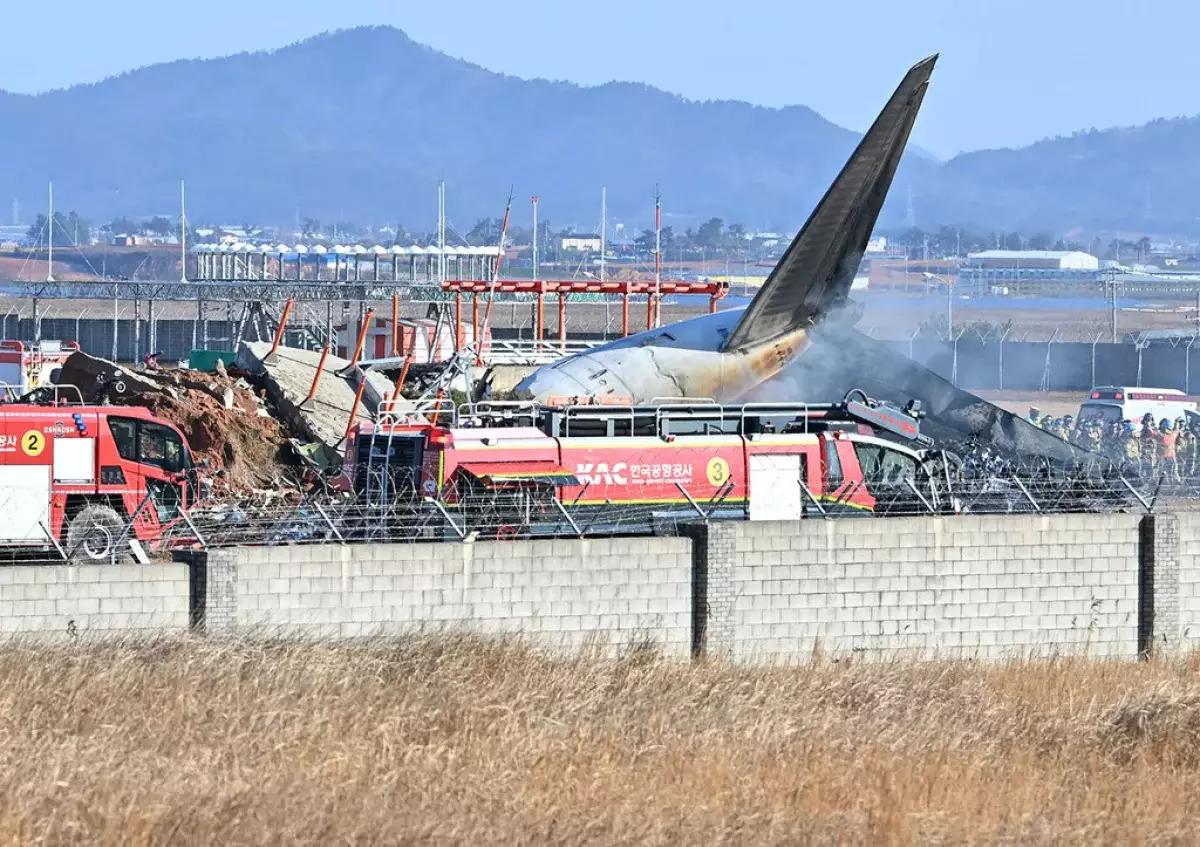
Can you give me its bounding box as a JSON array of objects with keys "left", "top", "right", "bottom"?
[{"left": 1160, "top": 430, "right": 1179, "bottom": 461}]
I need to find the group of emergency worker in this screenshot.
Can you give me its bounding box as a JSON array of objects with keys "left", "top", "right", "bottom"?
[{"left": 1028, "top": 407, "right": 1198, "bottom": 480}]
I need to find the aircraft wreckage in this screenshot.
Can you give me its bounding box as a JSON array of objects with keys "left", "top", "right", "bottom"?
[{"left": 516, "top": 55, "right": 1095, "bottom": 471}]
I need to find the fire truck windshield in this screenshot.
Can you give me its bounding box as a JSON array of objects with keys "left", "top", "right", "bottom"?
[
  {"left": 855, "top": 442, "right": 918, "bottom": 487},
  {"left": 108, "top": 417, "right": 189, "bottom": 474},
  {"left": 138, "top": 423, "right": 186, "bottom": 473}
]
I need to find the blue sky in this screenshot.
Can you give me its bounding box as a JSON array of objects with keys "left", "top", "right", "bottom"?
[{"left": 5, "top": 0, "right": 1200, "bottom": 158}]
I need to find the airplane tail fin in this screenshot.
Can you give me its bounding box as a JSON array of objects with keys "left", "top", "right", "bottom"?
[{"left": 722, "top": 56, "right": 937, "bottom": 352}]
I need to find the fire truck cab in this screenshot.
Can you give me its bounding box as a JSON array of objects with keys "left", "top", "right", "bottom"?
[
  {"left": 0, "top": 401, "right": 199, "bottom": 562},
  {"left": 344, "top": 391, "right": 944, "bottom": 532}
]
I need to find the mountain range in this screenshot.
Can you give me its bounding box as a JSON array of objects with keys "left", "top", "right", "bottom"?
[{"left": 0, "top": 26, "right": 1196, "bottom": 236}]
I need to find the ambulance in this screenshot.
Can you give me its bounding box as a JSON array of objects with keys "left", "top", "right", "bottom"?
[{"left": 1078, "top": 387, "right": 1199, "bottom": 429}]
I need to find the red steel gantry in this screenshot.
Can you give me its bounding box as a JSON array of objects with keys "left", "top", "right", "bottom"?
[{"left": 441, "top": 278, "right": 728, "bottom": 349}]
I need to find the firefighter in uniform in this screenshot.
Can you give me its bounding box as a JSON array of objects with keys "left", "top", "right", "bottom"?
[
  {"left": 1141, "top": 417, "right": 1159, "bottom": 477},
  {"left": 1185, "top": 419, "right": 1195, "bottom": 477},
  {"left": 1121, "top": 422, "right": 1141, "bottom": 475},
  {"left": 1100, "top": 421, "right": 1117, "bottom": 459},
  {"left": 1178, "top": 421, "right": 1196, "bottom": 479},
  {"left": 1083, "top": 421, "right": 1103, "bottom": 454},
  {"left": 1107, "top": 421, "right": 1125, "bottom": 460},
  {"left": 1159, "top": 418, "right": 1180, "bottom": 482}
]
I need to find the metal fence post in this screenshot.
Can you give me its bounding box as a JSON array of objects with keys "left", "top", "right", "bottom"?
[
  {"left": 1188, "top": 336, "right": 1198, "bottom": 394},
  {"left": 997, "top": 326, "right": 1011, "bottom": 390},
  {"left": 1039, "top": 329, "right": 1060, "bottom": 392}
]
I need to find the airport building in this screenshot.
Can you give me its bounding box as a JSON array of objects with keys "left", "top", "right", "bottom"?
[
  {"left": 560, "top": 234, "right": 602, "bottom": 252},
  {"left": 958, "top": 250, "right": 1101, "bottom": 295}
]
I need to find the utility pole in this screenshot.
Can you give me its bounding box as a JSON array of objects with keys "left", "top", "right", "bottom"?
[
  {"left": 654, "top": 187, "right": 662, "bottom": 328},
  {"left": 46, "top": 181, "right": 54, "bottom": 282},
  {"left": 1108, "top": 271, "right": 1118, "bottom": 344},
  {"left": 947, "top": 276, "right": 953, "bottom": 338},
  {"left": 923, "top": 272, "right": 951, "bottom": 338},
  {"left": 180, "top": 179, "right": 188, "bottom": 282},
  {"left": 437, "top": 182, "right": 444, "bottom": 285},
  {"left": 531, "top": 196, "right": 540, "bottom": 281},
  {"left": 600, "top": 185, "right": 607, "bottom": 284}
]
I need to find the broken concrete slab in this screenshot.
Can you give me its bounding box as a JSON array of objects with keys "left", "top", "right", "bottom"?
[
  {"left": 237, "top": 342, "right": 395, "bottom": 458},
  {"left": 56, "top": 350, "right": 163, "bottom": 403}
]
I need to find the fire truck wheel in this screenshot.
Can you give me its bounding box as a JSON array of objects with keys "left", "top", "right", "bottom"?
[{"left": 66, "top": 505, "right": 130, "bottom": 564}]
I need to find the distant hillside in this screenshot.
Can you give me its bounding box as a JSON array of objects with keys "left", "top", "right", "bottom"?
[
  {"left": 3, "top": 26, "right": 1197, "bottom": 236},
  {"left": 927, "top": 118, "right": 1200, "bottom": 234},
  {"left": 0, "top": 26, "right": 935, "bottom": 230}
]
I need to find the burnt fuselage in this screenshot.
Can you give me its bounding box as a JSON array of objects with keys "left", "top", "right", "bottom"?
[{"left": 515, "top": 309, "right": 813, "bottom": 403}]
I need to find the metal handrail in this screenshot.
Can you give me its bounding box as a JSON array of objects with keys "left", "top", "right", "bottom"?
[
  {"left": 737, "top": 401, "right": 834, "bottom": 435},
  {"left": 563, "top": 402, "right": 636, "bottom": 438},
  {"left": 654, "top": 401, "right": 726, "bottom": 437},
  {"left": 454, "top": 400, "right": 539, "bottom": 427}
]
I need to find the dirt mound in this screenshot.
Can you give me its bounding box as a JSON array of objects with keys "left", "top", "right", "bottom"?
[
  {"left": 52, "top": 350, "right": 313, "bottom": 496},
  {"left": 124, "top": 369, "right": 300, "bottom": 495}
]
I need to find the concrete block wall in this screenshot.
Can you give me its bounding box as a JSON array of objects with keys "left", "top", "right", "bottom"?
[
  {"left": 724, "top": 514, "right": 1143, "bottom": 661},
  {"left": 0, "top": 564, "right": 190, "bottom": 638},
  {"left": 1141, "top": 514, "right": 1180, "bottom": 655},
  {"left": 207, "top": 537, "right": 693, "bottom": 654},
  {"left": 1176, "top": 512, "right": 1200, "bottom": 646},
  {"left": 0, "top": 510, "right": 1190, "bottom": 659}
]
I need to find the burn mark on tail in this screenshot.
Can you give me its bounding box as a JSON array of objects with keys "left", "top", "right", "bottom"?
[{"left": 723, "top": 55, "right": 937, "bottom": 353}]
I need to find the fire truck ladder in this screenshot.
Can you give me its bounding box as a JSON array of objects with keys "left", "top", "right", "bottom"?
[
  {"left": 359, "top": 406, "right": 437, "bottom": 539},
  {"left": 360, "top": 421, "right": 394, "bottom": 539}
]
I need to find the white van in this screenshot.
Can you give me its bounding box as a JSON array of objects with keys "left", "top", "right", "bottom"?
[{"left": 1078, "top": 386, "right": 1198, "bottom": 428}]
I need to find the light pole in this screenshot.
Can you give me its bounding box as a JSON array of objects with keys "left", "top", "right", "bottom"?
[
  {"left": 923, "top": 272, "right": 953, "bottom": 338},
  {"left": 531, "top": 196, "right": 539, "bottom": 281}
]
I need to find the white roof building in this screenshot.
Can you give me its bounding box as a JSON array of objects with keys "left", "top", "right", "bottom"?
[{"left": 967, "top": 250, "right": 1099, "bottom": 271}]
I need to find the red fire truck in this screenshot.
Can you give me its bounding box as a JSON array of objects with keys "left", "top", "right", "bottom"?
[
  {"left": 343, "top": 391, "right": 945, "bottom": 533},
  {"left": 0, "top": 340, "right": 80, "bottom": 397},
  {"left": 0, "top": 397, "right": 200, "bottom": 562}
]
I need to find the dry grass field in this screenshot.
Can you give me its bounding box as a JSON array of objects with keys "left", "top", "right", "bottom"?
[{"left": 2, "top": 636, "right": 1200, "bottom": 844}]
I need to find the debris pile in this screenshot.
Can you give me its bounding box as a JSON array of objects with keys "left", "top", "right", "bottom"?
[
  {"left": 771, "top": 325, "right": 1099, "bottom": 471},
  {"left": 54, "top": 351, "right": 306, "bottom": 495},
  {"left": 236, "top": 341, "right": 394, "bottom": 464},
  {"left": 132, "top": 370, "right": 297, "bottom": 494}
]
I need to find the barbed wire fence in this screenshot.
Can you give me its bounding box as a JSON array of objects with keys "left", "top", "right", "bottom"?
[
  {"left": 144, "top": 459, "right": 1200, "bottom": 555},
  {"left": 0, "top": 423, "right": 1195, "bottom": 566}
]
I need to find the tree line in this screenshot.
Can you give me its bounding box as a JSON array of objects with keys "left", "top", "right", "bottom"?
[
  {"left": 883, "top": 226, "right": 1162, "bottom": 262},
  {"left": 23, "top": 213, "right": 182, "bottom": 247}
]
